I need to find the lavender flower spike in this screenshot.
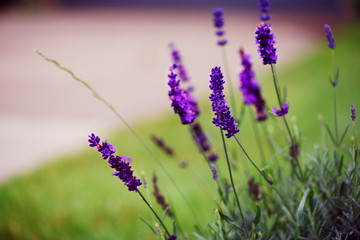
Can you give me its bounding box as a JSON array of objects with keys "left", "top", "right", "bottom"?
[
  {"left": 239, "top": 49, "right": 267, "bottom": 121},
  {"left": 324, "top": 24, "right": 336, "bottom": 49},
  {"left": 255, "top": 23, "right": 277, "bottom": 65},
  {"left": 167, "top": 235, "right": 177, "bottom": 240},
  {"left": 258, "top": 0, "right": 271, "bottom": 21},
  {"left": 169, "top": 43, "right": 189, "bottom": 82},
  {"left": 209, "top": 66, "right": 239, "bottom": 138},
  {"left": 88, "top": 133, "right": 142, "bottom": 192},
  {"left": 272, "top": 102, "right": 289, "bottom": 117},
  {"left": 211, "top": 164, "right": 218, "bottom": 180},
  {"left": 213, "top": 8, "right": 227, "bottom": 46},
  {"left": 351, "top": 105, "right": 356, "bottom": 121},
  {"left": 168, "top": 65, "right": 199, "bottom": 124}
]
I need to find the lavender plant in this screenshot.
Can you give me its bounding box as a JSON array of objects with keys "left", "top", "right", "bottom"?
[{"left": 37, "top": 2, "right": 360, "bottom": 240}]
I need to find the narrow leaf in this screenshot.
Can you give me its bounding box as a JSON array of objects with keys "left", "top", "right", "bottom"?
[
  {"left": 254, "top": 205, "right": 261, "bottom": 227},
  {"left": 295, "top": 188, "right": 312, "bottom": 240},
  {"left": 339, "top": 124, "right": 349, "bottom": 145},
  {"left": 139, "top": 216, "right": 156, "bottom": 234},
  {"left": 161, "top": 208, "right": 168, "bottom": 222},
  {"left": 219, "top": 212, "right": 241, "bottom": 229},
  {"left": 325, "top": 123, "right": 337, "bottom": 146},
  {"left": 191, "top": 232, "right": 208, "bottom": 240},
  {"left": 334, "top": 67, "right": 340, "bottom": 84}
]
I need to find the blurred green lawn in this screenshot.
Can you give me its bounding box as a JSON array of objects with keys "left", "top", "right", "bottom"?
[{"left": 1, "top": 21, "right": 360, "bottom": 240}]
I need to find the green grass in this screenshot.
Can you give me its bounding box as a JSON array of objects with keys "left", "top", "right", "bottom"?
[{"left": 1, "top": 21, "right": 360, "bottom": 240}]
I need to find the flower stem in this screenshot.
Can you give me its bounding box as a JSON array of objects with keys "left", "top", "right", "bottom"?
[
  {"left": 270, "top": 64, "right": 294, "bottom": 143},
  {"left": 234, "top": 135, "right": 272, "bottom": 185},
  {"left": 270, "top": 64, "right": 305, "bottom": 182},
  {"left": 138, "top": 190, "right": 170, "bottom": 238},
  {"left": 220, "top": 129, "right": 248, "bottom": 237}
]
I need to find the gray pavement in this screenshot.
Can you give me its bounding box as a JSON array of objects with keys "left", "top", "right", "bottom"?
[{"left": 0, "top": 8, "right": 332, "bottom": 182}]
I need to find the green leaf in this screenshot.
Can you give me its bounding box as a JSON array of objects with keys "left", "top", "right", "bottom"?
[
  {"left": 139, "top": 216, "right": 156, "bottom": 234},
  {"left": 334, "top": 67, "right": 340, "bottom": 85},
  {"left": 295, "top": 188, "right": 312, "bottom": 240},
  {"left": 337, "top": 155, "right": 344, "bottom": 175},
  {"left": 325, "top": 123, "right": 337, "bottom": 146},
  {"left": 328, "top": 75, "right": 333, "bottom": 86},
  {"left": 219, "top": 212, "right": 241, "bottom": 229},
  {"left": 161, "top": 208, "right": 168, "bottom": 222},
  {"left": 191, "top": 232, "right": 208, "bottom": 240},
  {"left": 339, "top": 124, "right": 349, "bottom": 145},
  {"left": 253, "top": 205, "right": 261, "bottom": 227}
]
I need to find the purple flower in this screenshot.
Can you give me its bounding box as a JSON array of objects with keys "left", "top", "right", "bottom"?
[
  {"left": 258, "top": 0, "right": 271, "bottom": 21},
  {"left": 168, "top": 65, "right": 199, "bottom": 124},
  {"left": 324, "top": 24, "right": 336, "bottom": 49},
  {"left": 153, "top": 173, "right": 173, "bottom": 217},
  {"left": 88, "top": 133, "right": 142, "bottom": 192},
  {"left": 255, "top": 23, "right": 277, "bottom": 65},
  {"left": 208, "top": 153, "right": 218, "bottom": 162},
  {"left": 169, "top": 43, "right": 189, "bottom": 82},
  {"left": 351, "top": 105, "right": 356, "bottom": 121},
  {"left": 97, "top": 140, "right": 116, "bottom": 160},
  {"left": 211, "top": 164, "right": 218, "bottom": 180},
  {"left": 88, "top": 133, "right": 100, "bottom": 147},
  {"left": 272, "top": 102, "right": 289, "bottom": 117},
  {"left": 167, "top": 235, "right": 177, "bottom": 240},
  {"left": 151, "top": 135, "right": 174, "bottom": 156},
  {"left": 213, "top": 8, "right": 227, "bottom": 46},
  {"left": 191, "top": 122, "right": 211, "bottom": 152},
  {"left": 239, "top": 49, "right": 267, "bottom": 121},
  {"left": 209, "top": 67, "right": 239, "bottom": 138}
]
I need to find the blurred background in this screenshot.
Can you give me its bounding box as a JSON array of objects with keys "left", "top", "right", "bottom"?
[
  {"left": 0, "top": 0, "right": 353, "bottom": 181},
  {"left": 0, "top": 0, "right": 359, "bottom": 239}
]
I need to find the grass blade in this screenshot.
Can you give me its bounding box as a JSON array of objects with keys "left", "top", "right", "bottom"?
[
  {"left": 295, "top": 188, "right": 312, "bottom": 240},
  {"left": 139, "top": 216, "right": 157, "bottom": 234}
]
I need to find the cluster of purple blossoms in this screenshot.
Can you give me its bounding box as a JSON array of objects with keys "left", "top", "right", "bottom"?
[
  {"left": 239, "top": 49, "right": 267, "bottom": 121},
  {"left": 255, "top": 23, "right": 277, "bottom": 65},
  {"left": 213, "top": 8, "right": 227, "bottom": 46},
  {"left": 258, "top": 0, "right": 271, "bottom": 21},
  {"left": 211, "top": 164, "right": 218, "bottom": 180},
  {"left": 169, "top": 43, "right": 189, "bottom": 82},
  {"left": 151, "top": 135, "right": 174, "bottom": 156},
  {"left": 351, "top": 105, "right": 356, "bottom": 121},
  {"left": 272, "top": 102, "right": 289, "bottom": 117},
  {"left": 153, "top": 173, "right": 173, "bottom": 217},
  {"left": 168, "top": 65, "right": 200, "bottom": 124},
  {"left": 88, "top": 133, "right": 142, "bottom": 192},
  {"left": 209, "top": 66, "right": 239, "bottom": 138},
  {"left": 324, "top": 24, "right": 336, "bottom": 49},
  {"left": 167, "top": 235, "right": 177, "bottom": 240},
  {"left": 191, "top": 122, "right": 218, "bottom": 162}
]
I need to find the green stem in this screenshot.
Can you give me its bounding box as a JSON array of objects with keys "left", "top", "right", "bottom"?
[
  {"left": 36, "top": 50, "right": 201, "bottom": 225},
  {"left": 333, "top": 86, "right": 339, "bottom": 145},
  {"left": 234, "top": 135, "right": 272, "bottom": 185},
  {"left": 138, "top": 190, "right": 170, "bottom": 238},
  {"left": 270, "top": 64, "right": 294, "bottom": 143},
  {"left": 270, "top": 64, "right": 306, "bottom": 182},
  {"left": 221, "top": 47, "right": 237, "bottom": 118},
  {"left": 220, "top": 130, "right": 248, "bottom": 237}
]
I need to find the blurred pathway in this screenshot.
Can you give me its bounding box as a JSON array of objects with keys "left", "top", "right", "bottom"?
[{"left": 0, "top": 8, "right": 338, "bottom": 182}]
